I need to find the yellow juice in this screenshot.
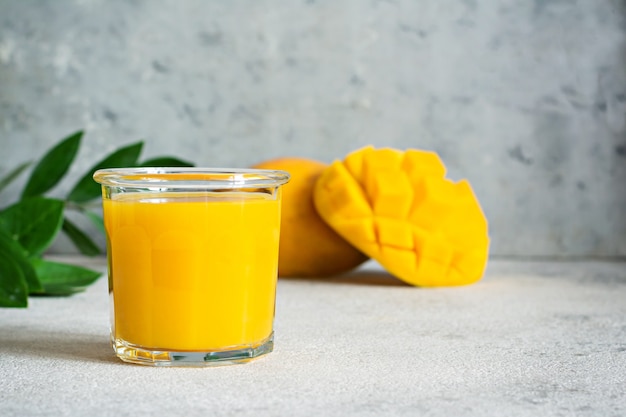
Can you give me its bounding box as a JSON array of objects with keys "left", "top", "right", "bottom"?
[{"left": 103, "top": 191, "right": 281, "bottom": 351}]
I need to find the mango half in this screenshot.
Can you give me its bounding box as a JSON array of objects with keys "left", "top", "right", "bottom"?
[{"left": 313, "top": 146, "right": 490, "bottom": 287}]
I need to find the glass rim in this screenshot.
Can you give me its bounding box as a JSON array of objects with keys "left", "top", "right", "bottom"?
[{"left": 93, "top": 167, "right": 290, "bottom": 189}]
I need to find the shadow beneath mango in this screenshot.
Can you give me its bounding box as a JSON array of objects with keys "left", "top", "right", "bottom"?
[{"left": 281, "top": 269, "right": 410, "bottom": 287}]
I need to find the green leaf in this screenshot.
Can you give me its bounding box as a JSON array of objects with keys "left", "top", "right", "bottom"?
[
  {"left": 0, "top": 197, "right": 64, "bottom": 258},
  {"left": 139, "top": 157, "right": 194, "bottom": 167},
  {"left": 67, "top": 142, "right": 144, "bottom": 203},
  {"left": 62, "top": 217, "right": 101, "bottom": 256},
  {"left": 21, "top": 131, "right": 83, "bottom": 199},
  {"left": 0, "top": 249, "right": 28, "bottom": 307},
  {"left": 0, "top": 226, "right": 41, "bottom": 294},
  {"left": 84, "top": 211, "right": 105, "bottom": 234},
  {"left": 0, "top": 161, "right": 33, "bottom": 195},
  {"left": 30, "top": 258, "right": 101, "bottom": 295}
]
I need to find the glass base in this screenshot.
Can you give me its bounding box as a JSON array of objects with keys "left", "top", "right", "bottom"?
[{"left": 112, "top": 333, "right": 274, "bottom": 367}]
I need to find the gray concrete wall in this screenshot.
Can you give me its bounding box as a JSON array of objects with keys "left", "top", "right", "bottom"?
[{"left": 1, "top": 0, "right": 625, "bottom": 258}]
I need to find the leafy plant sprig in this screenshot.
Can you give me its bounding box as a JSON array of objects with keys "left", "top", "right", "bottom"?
[{"left": 0, "top": 131, "right": 193, "bottom": 307}]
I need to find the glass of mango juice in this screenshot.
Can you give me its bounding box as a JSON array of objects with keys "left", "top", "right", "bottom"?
[{"left": 93, "top": 168, "right": 290, "bottom": 366}]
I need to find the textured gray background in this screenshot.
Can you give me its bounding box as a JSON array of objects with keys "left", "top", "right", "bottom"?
[{"left": 1, "top": 0, "right": 625, "bottom": 258}]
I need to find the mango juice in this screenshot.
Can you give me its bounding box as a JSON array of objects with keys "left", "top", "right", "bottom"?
[{"left": 103, "top": 191, "right": 281, "bottom": 351}]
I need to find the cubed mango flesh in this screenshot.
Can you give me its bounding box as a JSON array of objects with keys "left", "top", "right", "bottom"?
[{"left": 313, "top": 146, "right": 490, "bottom": 287}]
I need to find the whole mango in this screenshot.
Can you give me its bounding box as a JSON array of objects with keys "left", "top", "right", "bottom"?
[{"left": 253, "top": 157, "right": 368, "bottom": 277}]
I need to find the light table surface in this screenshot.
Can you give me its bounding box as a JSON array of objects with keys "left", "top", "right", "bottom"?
[{"left": 1, "top": 257, "right": 625, "bottom": 416}]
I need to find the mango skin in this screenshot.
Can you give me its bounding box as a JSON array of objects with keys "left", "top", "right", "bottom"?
[
  {"left": 313, "top": 146, "right": 490, "bottom": 287},
  {"left": 253, "top": 157, "right": 368, "bottom": 277}
]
